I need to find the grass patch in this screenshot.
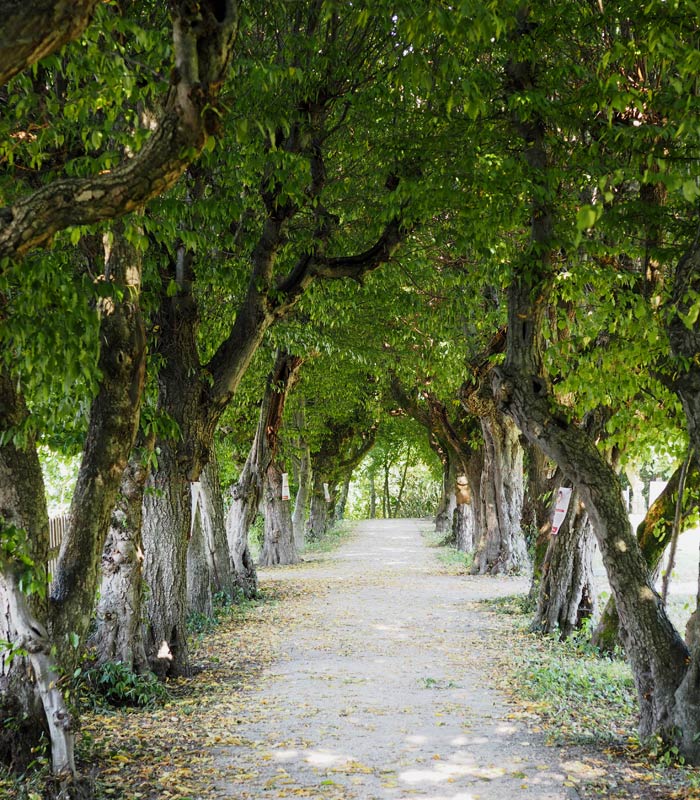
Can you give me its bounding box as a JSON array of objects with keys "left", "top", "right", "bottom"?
[
  {"left": 304, "top": 520, "right": 354, "bottom": 554},
  {"left": 485, "top": 594, "right": 636, "bottom": 746},
  {"left": 436, "top": 546, "right": 474, "bottom": 574}
]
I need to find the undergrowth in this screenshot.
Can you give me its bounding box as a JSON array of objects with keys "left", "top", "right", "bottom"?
[
  {"left": 486, "top": 593, "right": 700, "bottom": 798},
  {"left": 304, "top": 520, "right": 354, "bottom": 554}
]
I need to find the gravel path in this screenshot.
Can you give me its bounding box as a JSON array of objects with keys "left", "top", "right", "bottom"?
[{"left": 214, "top": 519, "right": 584, "bottom": 800}]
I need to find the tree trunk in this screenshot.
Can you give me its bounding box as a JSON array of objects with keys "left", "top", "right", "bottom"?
[
  {"left": 531, "top": 488, "right": 596, "bottom": 638},
  {"left": 383, "top": 459, "right": 391, "bottom": 518},
  {"left": 369, "top": 472, "right": 377, "bottom": 519},
  {"left": 226, "top": 351, "right": 303, "bottom": 590},
  {"left": 471, "top": 408, "right": 528, "bottom": 575},
  {"left": 522, "top": 443, "right": 557, "bottom": 597},
  {"left": 291, "top": 428, "right": 312, "bottom": 550},
  {"left": 434, "top": 457, "right": 456, "bottom": 536},
  {"left": 0, "top": 371, "right": 52, "bottom": 770},
  {"left": 2, "top": 569, "right": 75, "bottom": 777},
  {"left": 452, "top": 503, "right": 475, "bottom": 553},
  {"left": 142, "top": 442, "right": 191, "bottom": 676},
  {"left": 307, "top": 471, "right": 331, "bottom": 541},
  {"left": 334, "top": 476, "right": 350, "bottom": 522},
  {"left": 50, "top": 225, "right": 146, "bottom": 666},
  {"left": 187, "top": 497, "right": 213, "bottom": 617},
  {"left": 198, "top": 450, "right": 237, "bottom": 599},
  {"left": 592, "top": 455, "right": 700, "bottom": 652},
  {"left": 259, "top": 461, "right": 299, "bottom": 566},
  {"left": 91, "top": 446, "right": 149, "bottom": 672}
]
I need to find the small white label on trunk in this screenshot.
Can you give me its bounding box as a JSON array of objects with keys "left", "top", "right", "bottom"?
[
  {"left": 323, "top": 482, "right": 331, "bottom": 502},
  {"left": 551, "top": 487, "right": 573, "bottom": 535},
  {"left": 281, "top": 472, "right": 290, "bottom": 500}
]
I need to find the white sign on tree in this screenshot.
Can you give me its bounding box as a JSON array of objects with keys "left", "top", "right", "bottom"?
[{"left": 551, "top": 487, "right": 573, "bottom": 535}]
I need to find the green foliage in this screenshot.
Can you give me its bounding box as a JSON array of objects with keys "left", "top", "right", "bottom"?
[
  {"left": 487, "top": 595, "right": 636, "bottom": 746},
  {"left": 0, "top": 521, "right": 46, "bottom": 599},
  {"left": 81, "top": 662, "right": 169, "bottom": 709}
]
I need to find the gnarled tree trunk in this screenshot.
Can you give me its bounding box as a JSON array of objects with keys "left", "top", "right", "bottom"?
[
  {"left": 471, "top": 407, "right": 527, "bottom": 575},
  {"left": 259, "top": 461, "right": 299, "bottom": 566},
  {"left": 531, "top": 488, "right": 596, "bottom": 638},
  {"left": 91, "top": 445, "right": 150, "bottom": 672},
  {"left": 187, "top": 496, "right": 213, "bottom": 617}
]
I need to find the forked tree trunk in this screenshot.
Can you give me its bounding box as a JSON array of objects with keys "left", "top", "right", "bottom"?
[
  {"left": 471, "top": 409, "right": 527, "bottom": 575},
  {"left": 50, "top": 226, "right": 146, "bottom": 668},
  {"left": 259, "top": 461, "right": 299, "bottom": 566},
  {"left": 1, "top": 222, "right": 145, "bottom": 776},
  {"left": 495, "top": 20, "right": 693, "bottom": 754},
  {"left": 91, "top": 447, "right": 149, "bottom": 672},
  {"left": 531, "top": 488, "right": 596, "bottom": 638}
]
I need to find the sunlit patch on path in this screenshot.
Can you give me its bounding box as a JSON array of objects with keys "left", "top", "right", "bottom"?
[{"left": 213, "top": 519, "right": 583, "bottom": 799}]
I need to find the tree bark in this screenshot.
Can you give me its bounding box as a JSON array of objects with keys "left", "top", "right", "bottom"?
[
  {"left": 259, "top": 461, "right": 299, "bottom": 566},
  {"left": 494, "top": 11, "right": 691, "bottom": 754},
  {"left": 49, "top": 225, "right": 146, "bottom": 665},
  {"left": 0, "top": 1, "right": 99, "bottom": 87},
  {"left": 531, "top": 488, "right": 596, "bottom": 638},
  {"left": 0, "top": 371, "right": 52, "bottom": 770},
  {"left": 307, "top": 471, "right": 332, "bottom": 541},
  {"left": 334, "top": 476, "right": 351, "bottom": 522},
  {"left": 197, "top": 451, "right": 237, "bottom": 599},
  {"left": 187, "top": 498, "right": 213, "bottom": 618},
  {"left": 452, "top": 503, "right": 475, "bottom": 554},
  {"left": 142, "top": 442, "right": 191, "bottom": 676},
  {"left": 91, "top": 445, "right": 150, "bottom": 672},
  {"left": 227, "top": 351, "right": 303, "bottom": 586},
  {"left": 434, "top": 457, "right": 457, "bottom": 536},
  {"left": 0, "top": 1, "right": 240, "bottom": 260},
  {"left": 471, "top": 407, "right": 527, "bottom": 575},
  {"left": 292, "top": 438, "right": 312, "bottom": 549}
]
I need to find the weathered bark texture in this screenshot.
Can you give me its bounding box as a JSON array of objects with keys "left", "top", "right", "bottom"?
[
  {"left": 259, "top": 462, "right": 299, "bottom": 567},
  {"left": 592, "top": 457, "right": 700, "bottom": 652},
  {"left": 522, "top": 444, "right": 558, "bottom": 596},
  {"left": 460, "top": 331, "right": 528, "bottom": 576},
  {"left": 50, "top": 226, "right": 146, "bottom": 664},
  {"left": 142, "top": 443, "right": 191, "bottom": 676},
  {"left": 334, "top": 477, "right": 351, "bottom": 522},
  {"left": 0, "top": 371, "right": 52, "bottom": 770},
  {"left": 0, "top": 0, "right": 99, "bottom": 87},
  {"left": 0, "top": 1, "right": 240, "bottom": 260},
  {"left": 2, "top": 569, "right": 75, "bottom": 777},
  {"left": 435, "top": 457, "right": 457, "bottom": 536},
  {"left": 197, "top": 452, "right": 237, "bottom": 599},
  {"left": 472, "top": 409, "right": 527, "bottom": 575},
  {"left": 452, "top": 503, "right": 475, "bottom": 553},
  {"left": 292, "top": 435, "right": 312, "bottom": 549},
  {"left": 532, "top": 488, "right": 596, "bottom": 638},
  {"left": 307, "top": 471, "right": 332, "bottom": 541},
  {"left": 91, "top": 446, "right": 150, "bottom": 672},
  {"left": 187, "top": 499, "right": 213, "bottom": 617}
]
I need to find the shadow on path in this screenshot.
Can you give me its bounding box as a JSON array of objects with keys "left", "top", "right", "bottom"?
[{"left": 213, "top": 518, "right": 583, "bottom": 800}]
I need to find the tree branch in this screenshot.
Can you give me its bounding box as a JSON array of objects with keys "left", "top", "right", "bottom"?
[{"left": 0, "top": 1, "right": 239, "bottom": 261}]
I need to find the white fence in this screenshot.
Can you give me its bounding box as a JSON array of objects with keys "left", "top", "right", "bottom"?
[{"left": 48, "top": 514, "right": 69, "bottom": 581}]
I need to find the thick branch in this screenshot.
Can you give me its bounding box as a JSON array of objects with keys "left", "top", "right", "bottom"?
[
  {"left": 0, "top": 0, "right": 98, "bottom": 87},
  {"left": 0, "top": 1, "right": 238, "bottom": 261}
]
